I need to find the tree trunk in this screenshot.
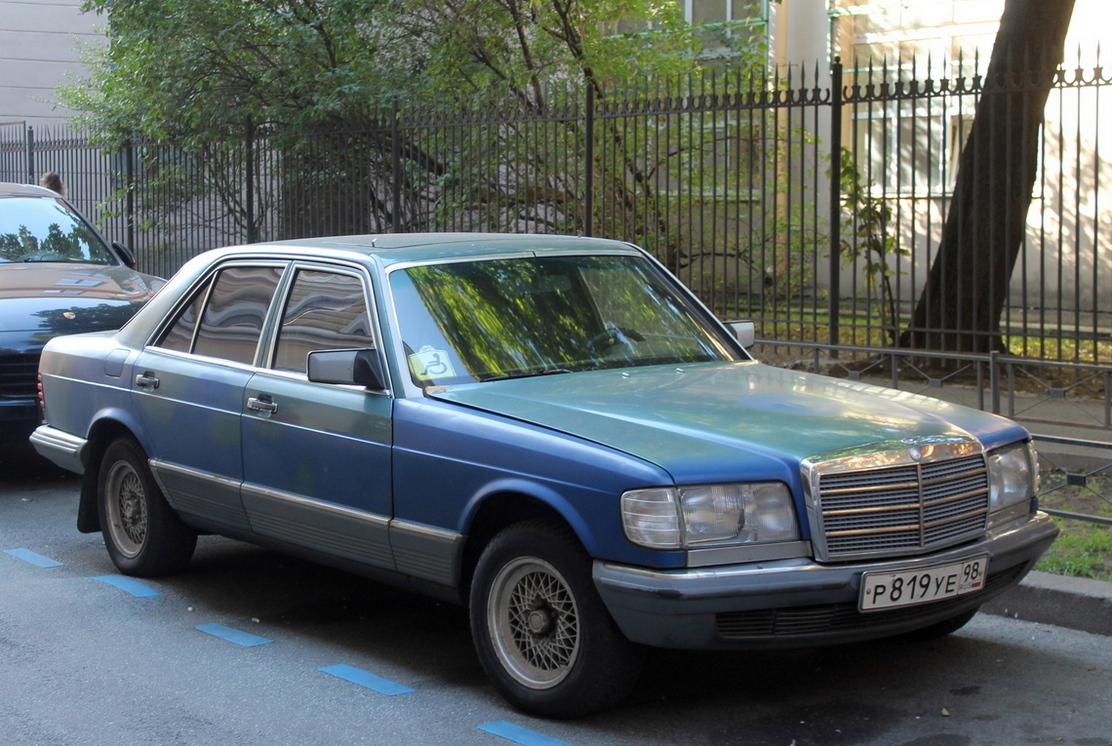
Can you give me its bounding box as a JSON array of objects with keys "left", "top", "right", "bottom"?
[{"left": 899, "top": 0, "right": 1075, "bottom": 354}]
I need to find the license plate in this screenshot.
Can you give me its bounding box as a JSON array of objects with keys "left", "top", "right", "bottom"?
[{"left": 860, "top": 556, "right": 988, "bottom": 611}]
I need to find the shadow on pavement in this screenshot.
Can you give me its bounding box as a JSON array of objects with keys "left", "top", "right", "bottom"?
[{"left": 0, "top": 443, "right": 79, "bottom": 486}]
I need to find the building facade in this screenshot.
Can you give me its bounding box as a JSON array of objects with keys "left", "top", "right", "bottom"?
[{"left": 0, "top": 0, "right": 103, "bottom": 127}]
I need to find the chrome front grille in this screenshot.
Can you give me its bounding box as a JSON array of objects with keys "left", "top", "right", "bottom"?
[{"left": 803, "top": 437, "right": 990, "bottom": 561}]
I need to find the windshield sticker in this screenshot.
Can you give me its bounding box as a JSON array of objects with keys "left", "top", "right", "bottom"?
[{"left": 409, "top": 345, "right": 456, "bottom": 380}]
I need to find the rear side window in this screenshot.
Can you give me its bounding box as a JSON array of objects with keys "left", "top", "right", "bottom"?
[
  {"left": 272, "top": 269, "right": 373, "bottom": 374},
  {"left": 156, "top": 265, "right": 283, "bottom": 365}
]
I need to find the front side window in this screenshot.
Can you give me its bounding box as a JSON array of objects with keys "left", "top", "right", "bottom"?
[
  {"left": 272, "top": 269, "right": 373, "bottom": 374},
  {"left": 156, "top": 265, "right": 282, "bottom": 365},
  {"left": 389, "top": 254, "right": 742, "bottom": 387}
]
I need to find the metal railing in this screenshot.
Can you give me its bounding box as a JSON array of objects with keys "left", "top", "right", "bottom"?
[
  {"left": 2, "top": 55, "right": 1108, "bottom": 522},
  {"left": 750, "top": 338, "right": 1111, "bottom": 524},
  {"left": 2, "top": 56, "right": 1108, "bottom": 365}
]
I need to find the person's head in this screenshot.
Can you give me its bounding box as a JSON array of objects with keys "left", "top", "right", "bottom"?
[{"left": 40, "top": 171, "right": 65, "bottom": 195}]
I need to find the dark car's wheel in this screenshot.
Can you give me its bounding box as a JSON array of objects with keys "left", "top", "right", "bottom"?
[
  {"left": 469, "top": 520, "right": 643, "bottom": 718},
  {"left": 98, "top": 437, "right": 196, "bottom": 577},
  {"left": 899, "top": 607, "right": 980, "bottom": 642}
]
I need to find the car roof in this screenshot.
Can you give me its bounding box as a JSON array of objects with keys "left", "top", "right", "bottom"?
[
  {"left": 116, "top": 232, "right": 649, "bottom": 349},
  {"left": 225, "top": 233, "right": 641, "bottom": 268},
  {"left": 0, "top": 182, "right": 63, "bottom": 198}
]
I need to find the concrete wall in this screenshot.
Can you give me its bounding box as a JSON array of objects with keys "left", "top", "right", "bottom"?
[{"left": 0, "top": 0, "right": 104, "bottom": 127}]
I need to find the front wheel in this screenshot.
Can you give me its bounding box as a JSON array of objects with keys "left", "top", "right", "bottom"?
[
  {"left": 469, "top": 520, "right": 643, "bottom": 718},
  {"left": 98, "top": 437, "right": 196, "bottom": 577}
]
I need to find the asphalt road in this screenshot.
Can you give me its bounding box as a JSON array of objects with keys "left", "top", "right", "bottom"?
[{"left": 2, "top": 449, "right": 1110, "bottom": 746}]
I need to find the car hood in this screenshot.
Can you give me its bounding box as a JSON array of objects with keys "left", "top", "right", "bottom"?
[
  {"left": 428, "top": 361, "right": 1029, "bottom": 484},
  {"left": 0, "top": 263, "right": 162, "bottom": 347}
]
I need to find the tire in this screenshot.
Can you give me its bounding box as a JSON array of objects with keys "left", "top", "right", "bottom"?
[
  {"left": 98, "top": 437, "right": 196, "bottom": 577},
  {"left": 469, "top": 520, "right": 643, "bottom": 718},
  {"left": 899, "top": 607, "right": 980, "bottom": 642}
]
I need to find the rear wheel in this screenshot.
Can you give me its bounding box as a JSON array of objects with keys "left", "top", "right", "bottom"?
[
  {"left": 470, "top": 520, "right": 642, "bottom": 718},
  {"left": 98, "top": 437, "right": 196, "bottom": 577}
]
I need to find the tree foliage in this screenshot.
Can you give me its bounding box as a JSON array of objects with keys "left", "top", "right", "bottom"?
[
  {"left": 68, "top": 0, "right": 711, "bottom": 142},
  {"left": 62, "top": 0, "right": 769, "bottom": 247}
]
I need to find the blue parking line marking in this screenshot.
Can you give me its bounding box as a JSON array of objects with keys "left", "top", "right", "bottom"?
[
  {"left": 194, "top": 622, "right": 273, "bottom": 647},
  {"left": 478, "top": 721, "right": 573, "bottom": 746},
  {"left": 319, "top": 664, "right": 415, "bottom": 696},
  {"left": 4, "top": 548, "right": 63, "bottom": 568},
  {"left": 92, "top": 575, "right": 160, "bottom": 598}
]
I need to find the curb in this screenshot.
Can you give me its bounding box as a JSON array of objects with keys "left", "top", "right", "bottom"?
[{"left": 982, "top": 570, "right": 1112, "bottom": 636}]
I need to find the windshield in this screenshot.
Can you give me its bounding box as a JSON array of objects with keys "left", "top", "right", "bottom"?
[
  {"left": 389, "top": 254, "right": 743, "bottom": 386},
  {"left": 0, "top": 196, "right": 116, "bottom": 264}
]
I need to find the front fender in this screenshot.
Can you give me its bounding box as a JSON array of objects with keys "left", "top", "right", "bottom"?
[{"left": 462, "top": 477, "right": 603, "bottom": 557}]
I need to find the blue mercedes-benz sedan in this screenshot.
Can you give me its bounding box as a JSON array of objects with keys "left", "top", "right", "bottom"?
[{"left": 31, "top": 233, "right": 1057, "bottom": 717}]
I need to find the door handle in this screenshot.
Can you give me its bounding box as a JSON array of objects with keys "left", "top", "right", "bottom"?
[
  {"left": 135, "top": 372, "right": 160, "bottom": 389},
  {"left": 247, "top": 396, "right": 278, "bottom": 414}
]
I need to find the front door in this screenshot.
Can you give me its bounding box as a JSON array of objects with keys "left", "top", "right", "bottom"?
[{"left": 239, "top": 266, "right": 394, "bottom": 569}]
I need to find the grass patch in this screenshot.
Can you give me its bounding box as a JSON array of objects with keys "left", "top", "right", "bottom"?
[
  {"left": 1035, "top": 472, "right": 1112, "bottom": 582},
  {"left": 1036, "top": 519, "right": 1112, "bottom": 581}
]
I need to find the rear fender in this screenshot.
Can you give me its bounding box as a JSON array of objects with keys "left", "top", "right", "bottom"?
[{"left": 75, "top": 410, "right": 151, "bottom": 533}]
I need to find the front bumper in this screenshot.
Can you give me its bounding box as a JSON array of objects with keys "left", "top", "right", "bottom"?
[{"left": 593, "top": 511, "right": 1059, "bottom": 649}]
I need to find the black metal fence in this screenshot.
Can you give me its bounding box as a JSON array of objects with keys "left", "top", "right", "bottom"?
[
  {"left": 4, "top": 56, "right": 1108, "bottom": 366},
  {"left": 1, "top": 55, "right": 1109, "bottom": 523}
]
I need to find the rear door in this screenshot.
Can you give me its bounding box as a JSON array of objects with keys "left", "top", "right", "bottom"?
[
  {"left": 240, "top": 265, "right": 394, "bottom": 570},
  {"left": 132, "top": 263, "right": 284, "bottom": 530}
]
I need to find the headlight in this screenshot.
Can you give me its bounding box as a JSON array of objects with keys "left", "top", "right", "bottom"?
[
  {"left": 621, "top": 482, "right": 799, "bottom": 550},
  {"left": 987, "top": 440, "right": 1038, "bottom": 514}
]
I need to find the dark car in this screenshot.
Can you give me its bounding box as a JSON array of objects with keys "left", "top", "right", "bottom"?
[
  {"left": 31, "top": 233, "right": 1057, "bottom": 717},
  {"left": 0, "top": 182, "right": 163, "bottom": 445}
]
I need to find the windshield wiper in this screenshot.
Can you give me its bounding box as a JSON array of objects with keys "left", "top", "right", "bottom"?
[{"left": 483, "top": 368, "right": 573, "bottom": 382}]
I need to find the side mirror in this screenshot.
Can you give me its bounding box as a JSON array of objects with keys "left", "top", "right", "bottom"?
[
  {"left": 728, "top": 320, "right": 755, "bottom": 348},
  {"left": 112, "top": 241, "right": 137, "bottom": 270},
  {"left": 307, "top": 348, "right": 385, "bottom": 389}
]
